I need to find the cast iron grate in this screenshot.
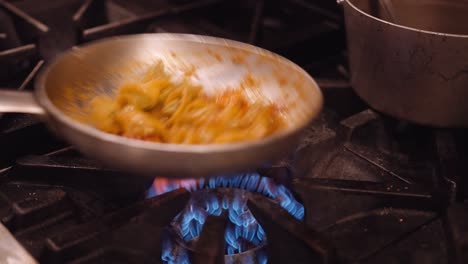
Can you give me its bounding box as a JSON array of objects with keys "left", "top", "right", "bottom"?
[{"left": 0, "top": 0, "right": 467, "bottom": 263}]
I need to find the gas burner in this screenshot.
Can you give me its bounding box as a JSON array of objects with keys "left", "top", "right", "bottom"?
[
  {"left": 164, "top": 189, "right": 269, "bottom": 264},
  {"left": 147, "top": 173, "right": 304, "bottom": 263},
  {"left": 0, "top": 1, "right": 468, "bottom": 263}
]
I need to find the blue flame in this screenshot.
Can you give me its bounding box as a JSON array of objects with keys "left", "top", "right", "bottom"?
[
  {"left": 162, "top": 236, "right": 190, "bottom": 264},
  {"left": 147, "top": 173, "right": 304, "bottom": 263}
]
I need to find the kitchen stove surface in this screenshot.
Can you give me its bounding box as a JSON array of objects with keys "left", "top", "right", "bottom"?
[{"left": 0, "top": 0, "right": 467, "bottom": 263}]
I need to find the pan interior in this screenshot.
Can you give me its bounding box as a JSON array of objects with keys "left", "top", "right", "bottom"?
[
  {"left": 42, "top": 35, "right": 322, "bottom": 140},
  {"left": 350, "top": 0, "right": 468, "bottom": 35}
]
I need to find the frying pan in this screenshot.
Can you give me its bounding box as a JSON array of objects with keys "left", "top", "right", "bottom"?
[{"left": 0, "top": 34, "right": 323, "bottom": 178}]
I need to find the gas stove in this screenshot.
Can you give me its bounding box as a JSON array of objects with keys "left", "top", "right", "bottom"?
[{"left": 0, "top": 0, "right": 467, "bottom": 263}]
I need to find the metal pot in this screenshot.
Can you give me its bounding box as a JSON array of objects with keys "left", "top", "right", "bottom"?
[{"left": 339, "top": 0, "right": 468, "bottom": 127}]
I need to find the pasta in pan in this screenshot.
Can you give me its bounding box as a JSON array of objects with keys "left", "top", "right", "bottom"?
[{"left": 88, "top": 61, "right": 286, "bottom": 144}]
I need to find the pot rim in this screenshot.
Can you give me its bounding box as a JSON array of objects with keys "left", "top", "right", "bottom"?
[{"left": 344, "top": 0, "right": 468, "bottom": 38}]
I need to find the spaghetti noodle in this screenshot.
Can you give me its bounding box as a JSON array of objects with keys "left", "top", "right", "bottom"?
[{"left": 88, "top": 61, "right": 286, "bottom": 144}]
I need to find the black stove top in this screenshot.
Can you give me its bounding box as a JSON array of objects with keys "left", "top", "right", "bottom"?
[{"left": 0, "top": 0, "right": 467, "bottom": 263}]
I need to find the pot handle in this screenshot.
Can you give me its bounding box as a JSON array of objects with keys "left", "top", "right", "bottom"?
[
  {"left": 0, "top": 90, "right": 45, "bottom": 115},
  {"left": 336, "top": 0, "right": 345, "bottom": 5}
]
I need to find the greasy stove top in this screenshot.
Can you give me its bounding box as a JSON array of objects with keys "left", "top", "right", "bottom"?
[{"left": 0, "top": 0, "right": 467, "bottom": 263}]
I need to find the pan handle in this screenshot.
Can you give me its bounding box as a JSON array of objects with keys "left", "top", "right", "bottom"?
[{"left": 0, "top": 90, "right": 45, "bottom": 115}]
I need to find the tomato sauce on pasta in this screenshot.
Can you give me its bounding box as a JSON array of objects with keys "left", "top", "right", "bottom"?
[{"left": 88, "top": 61, "right": 286, "bottom": 144}]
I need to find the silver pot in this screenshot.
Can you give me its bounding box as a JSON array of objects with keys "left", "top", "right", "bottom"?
[{"left": 340, "top": 0, "right": 468, "bottom": 127}]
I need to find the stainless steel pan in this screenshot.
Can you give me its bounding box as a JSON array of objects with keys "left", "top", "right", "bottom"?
[{"left": 0, "top": 34, "right": 323, "bottom": 178}]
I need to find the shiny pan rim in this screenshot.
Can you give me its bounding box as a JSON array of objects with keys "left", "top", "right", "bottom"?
[{"left": 344, "top": 0, "right": 468, "bottom": 38}]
